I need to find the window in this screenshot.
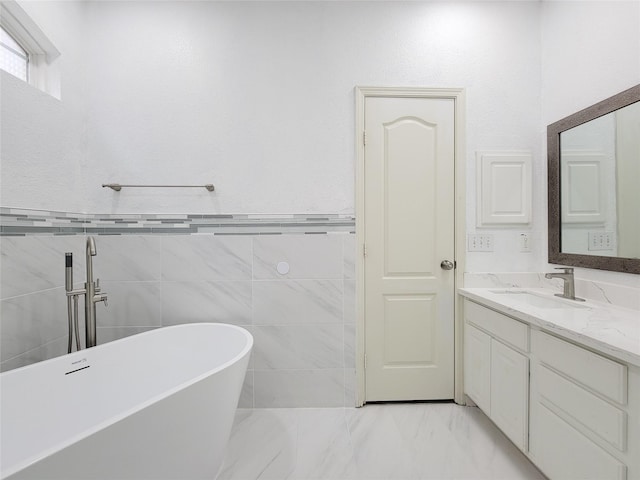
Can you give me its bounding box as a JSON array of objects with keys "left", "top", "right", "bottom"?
[
  {"left": 0, "top": 0, "right": 60, "bottom": 97},
  {"left": 1, "top": 25, "right": 28, "bottom": 81}
]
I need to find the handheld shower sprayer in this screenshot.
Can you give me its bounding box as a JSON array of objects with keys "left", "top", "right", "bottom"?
[
  {"left": 65, "top": 253, "right": 73, "bottom": 292},
  {"left": 66, "top": 253, "right": 73, "bottom": 353},
  {"left": 65, "top": 253, "right": 81, "bottom": 353}
]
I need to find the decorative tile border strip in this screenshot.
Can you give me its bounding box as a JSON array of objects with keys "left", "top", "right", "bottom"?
[{"left": 0, "top": 207, "right": 355, "bottom": 236}]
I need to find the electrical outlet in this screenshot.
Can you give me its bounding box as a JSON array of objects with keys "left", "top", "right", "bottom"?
[
  {"left": 468, "top": 234, "right": 494, "bottom": 252},
  {"left": 518, "top": 233, "right": 531, "bottom": 252}
]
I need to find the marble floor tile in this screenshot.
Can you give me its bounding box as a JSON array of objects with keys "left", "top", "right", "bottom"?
[
  {"left": 219, "top": 404, "right": 546, "bottom": 480},
  {"left": 291, "top": 408, "right": 357, "bottom": 480},
  {"left": 218, "top": 409, "right": 299, "bottom": 480}
]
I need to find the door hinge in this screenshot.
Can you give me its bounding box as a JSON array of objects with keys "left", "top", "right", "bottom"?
[
  {"left": 363, "top": 243, "right": 367, "bottom": 257},
  {"left": 363, "top": 130, "right": 367, "bottom": 146}
]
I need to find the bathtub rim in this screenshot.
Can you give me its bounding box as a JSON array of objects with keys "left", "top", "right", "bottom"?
[{"left": 1, "top": 323, "right": 253, "bottom": 479}]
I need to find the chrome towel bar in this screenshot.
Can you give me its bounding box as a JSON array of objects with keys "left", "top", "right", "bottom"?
[{"left": 102, "top": 183, "right": 215, "bottom": 192}]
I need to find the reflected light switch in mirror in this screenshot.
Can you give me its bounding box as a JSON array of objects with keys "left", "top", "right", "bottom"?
[{"left": 588, "top": 231, "right": 614, "bottom": 251}]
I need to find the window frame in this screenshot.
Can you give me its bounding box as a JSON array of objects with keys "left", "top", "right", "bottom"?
[
  {"left": 0, "top": 0, "right": 60, "bottom": 97},
  {"left": 1, "top": 24, "right": 30, "bottom": 82}
]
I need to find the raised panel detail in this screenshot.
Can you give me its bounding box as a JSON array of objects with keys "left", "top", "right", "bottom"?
[
  {"left": 561, "top": 152, "right": 606, "bottom": 223},
  {"left": 384, "top": 117, "right": 436, "bottom": 277},
  {"left": 383, "top": 294, "right": 436, "bottom": 366},
  {"left": 476, "top": 151, "right": 532, "bottom": 226}
]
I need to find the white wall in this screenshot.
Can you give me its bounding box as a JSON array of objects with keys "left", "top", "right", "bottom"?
[
  {"left": 82, "top": 2, "right": 541, "bottom": 218},
  {"left": 541, "top": 1, "right": 640, "bottom": 124},
  {"left": 0, "top": 1, "right": 87, "bottom": 212},
  {"left": 541, "top": 0, "right": 640, "bottom": 288},
  {"left": 78, "top": 0, "right": 543, "bottom": 271}
]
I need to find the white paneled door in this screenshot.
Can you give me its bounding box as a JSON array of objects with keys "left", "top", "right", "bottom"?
[{"left": 363, "top": 96, "right": 455, "bottom": 401}]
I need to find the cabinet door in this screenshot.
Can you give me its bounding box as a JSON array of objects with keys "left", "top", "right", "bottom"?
[
  {"left": 491, "top": 340, "right": 529, "bottom": 451},
  {"left": 464, "top": 323, "right": 491, "bottom": 413}
]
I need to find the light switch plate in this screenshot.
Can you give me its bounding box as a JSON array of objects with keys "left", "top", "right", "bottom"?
[{"left": 468, "top": 234, "right": 494, "bottom": 252}]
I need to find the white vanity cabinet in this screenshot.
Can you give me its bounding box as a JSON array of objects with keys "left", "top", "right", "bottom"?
[
  {"left": 463, "top": 299, "right": 529, "bottom": 451},
  {"left": 460, "top": 288, "right": 640, "bottom": 480},
  {"left": 529, "top": 329, "right": 637, "bottom": 480}
]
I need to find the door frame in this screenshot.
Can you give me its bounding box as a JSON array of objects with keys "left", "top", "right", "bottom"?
[{"left": 355, "top": 86, "right": 467, "bottom": 406}]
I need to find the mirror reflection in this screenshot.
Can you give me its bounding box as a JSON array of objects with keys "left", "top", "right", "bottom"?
[{"left": 560, "top": 101, "right": 640, "bottom": 259}]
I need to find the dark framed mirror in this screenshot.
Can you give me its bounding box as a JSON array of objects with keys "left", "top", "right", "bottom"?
[{"left": 548, "top": 84, "right": 640, "bottom": 274}]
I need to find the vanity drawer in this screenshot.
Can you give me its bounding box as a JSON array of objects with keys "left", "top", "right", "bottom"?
[
  {"left": 532, "top": 330, "right": 627, "bottom": 405},
  {"left": 537, "top": 364, "right": 627, "bottom": 452},
  {"left": 464, "top": 299, "right": 528, "bottom": 352},
  {"left": 530, "top": 402, "right": 627, "bottom": 480}
]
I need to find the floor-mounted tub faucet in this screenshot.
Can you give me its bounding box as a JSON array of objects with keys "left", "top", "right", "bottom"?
[
  {"left": 544, "top": 267, "right": 585, "bottom": 302},
  {"left": 65, "top": 236, "right": 108, "bottom": 352},
  {"left": 85, "top": 236, "right": 107, "bottom": 348}
]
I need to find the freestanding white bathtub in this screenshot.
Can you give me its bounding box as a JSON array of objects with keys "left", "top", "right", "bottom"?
[{"left": 1, "top": 323, "right": 252, "bottom": 480}]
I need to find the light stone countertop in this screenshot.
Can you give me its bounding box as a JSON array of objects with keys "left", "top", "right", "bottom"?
[{"left": 459, "top": 287, "right": 640, "bottom": 368}]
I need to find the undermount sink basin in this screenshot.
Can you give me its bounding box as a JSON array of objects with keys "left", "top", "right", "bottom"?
[{"left": 489, "top": 290, "right": 589, "bottom": 309}]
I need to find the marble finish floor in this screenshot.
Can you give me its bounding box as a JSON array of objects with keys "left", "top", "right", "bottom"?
[{"left": 219, "top": 403, "right": 546, "bottom": 480}]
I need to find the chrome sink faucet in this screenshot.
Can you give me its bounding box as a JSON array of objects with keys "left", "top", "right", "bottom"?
[{"left": 545, "top": 267, "right": 585, "bottom": 302}]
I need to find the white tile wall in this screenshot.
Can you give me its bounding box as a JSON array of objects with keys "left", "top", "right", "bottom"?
[
  {"left": 0, "top": 236, "right": 85, "bottom": 299},
  {"left": 161, "top": 236, "right": 253, "bottom": 281},
  {"left": 252, "top": 280, "right": 343, "bottom": 325},
  {"left": 0, "top": 288, "right": 67, "bottom": 362},
  {"left": 344, "top": 279, "right": 356, "bottom": 324},
  {"left": 253, "top": 235, "right": 343, "bottom": 280},
  {"left": 0, "top": 336, "right": 68, "bottom": 372},
  {"left": 253, "top": 325, "right": 344, "bottom": 370},
  {"left": 93, "top": 236, "right": 162, "bottom": 281},
  {"left": 99, "top": 281, "right": 162, "bottom": 327},
  {"left": 0, "top": 233, "right": 357, "bottom": 407},
  {"left": 161, "top": 281, "right": 252, "bottom": 326}
]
